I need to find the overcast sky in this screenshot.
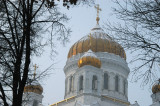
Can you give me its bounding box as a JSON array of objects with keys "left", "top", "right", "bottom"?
[{"left": 33, "top": 0, "right": 153, "bottom": 105}]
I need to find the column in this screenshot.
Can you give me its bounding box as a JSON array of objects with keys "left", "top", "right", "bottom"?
[{"left": 109, "top": 72, "right": 115, "bottom": 91}]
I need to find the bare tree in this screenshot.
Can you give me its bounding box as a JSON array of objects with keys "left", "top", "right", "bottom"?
[
  {"left": 104, "top": 0, "right": 160, "bottom": 86},
  {"left": 0, "top": 0, "right": 94, "bottom": 106}
]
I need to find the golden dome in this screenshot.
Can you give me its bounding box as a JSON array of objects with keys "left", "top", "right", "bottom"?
[
  {"left": 152, "top": 80, "right": 160, "bottom": 94},
  {"left": 78, "top": 50, "right": 101, "bottom": 68},
  {"left": 68, "top": 25, "right": 126, "bottom": 59},
  {"left": 24, "top": 80, "right": 43, "bottom": 95}
]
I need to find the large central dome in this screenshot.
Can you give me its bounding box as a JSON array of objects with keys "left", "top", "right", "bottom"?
[{"left": 68, "top": 25, "right": 126, "bottom": 59}]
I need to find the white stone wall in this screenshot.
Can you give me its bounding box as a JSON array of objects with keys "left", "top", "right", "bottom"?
[
  {"left": 57, "top": 95, "right": 130, "bottom": 106},
  {"left": 150, "top": 92, "right": 160, "bottom": 106},
  {"left": 63, "top": 52, "right": 130, "bottom": 106}
]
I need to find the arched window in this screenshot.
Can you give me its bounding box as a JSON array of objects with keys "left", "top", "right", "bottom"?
[
  {"left": 33, "top": 100, "right": 38, "bottom": 106},
  {"left": 79, "top": 76, "right": 83, "bottom": 91},
  {"left": 72, "top": 76, "right": 74, "bottom": 91},
  {"left": 92, "top": 75, "right": 98, "bottom": 90},
  {"left": 104, "top": 73, "right": 109, "bottom": 89},
  {"left": 65, "top": 78, "right": 67, "bottom": 95},
  {"left": 124, "top": 80, "right": 126, "bottom": 94},
  {"left": 115, "top": 75, "right": 119, "bottom": 92},
  {"left": 69, "top": 76, "right": 73, "bottom": 92}
]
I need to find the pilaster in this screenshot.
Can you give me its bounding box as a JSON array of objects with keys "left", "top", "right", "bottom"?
[{"left": 109, "top": 72, "right": 115, "bottom": 91}]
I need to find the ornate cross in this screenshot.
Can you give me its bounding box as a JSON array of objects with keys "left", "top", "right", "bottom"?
[
  {"left": 33, "top": 64, "right": 38, "bottom": 79},
  {"left": 95, "top": 4, "right": 102, "bottom": 24}
]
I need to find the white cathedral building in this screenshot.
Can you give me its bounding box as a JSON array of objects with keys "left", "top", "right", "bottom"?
[{"left": 22, "top": 5, "right": 160, "bottom": 106}]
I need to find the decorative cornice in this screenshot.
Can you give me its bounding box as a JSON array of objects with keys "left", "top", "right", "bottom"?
[
  {"left": 101, "top": 95, "right": 130, "bottom": 105},
  {"left": 65, "top": 52, "right": 128, "bottom": 66},
  {"left": 50, "top": 94, "right": 129, "bottom": 106},
  {"left": 64, "top": 52, "right": 129, "bottom": 75},
  {"left": 50, "top": 96, "right": 75, "bottom": 106}
]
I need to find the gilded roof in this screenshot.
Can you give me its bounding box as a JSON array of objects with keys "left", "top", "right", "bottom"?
[
  {"left": 24, "top": 80, "right": 43, "bottom": 95},
  {"left": 78, "top": 50, "right": 101, "bottom": 68},
  {"left": 68, "top": 25, "right": 126, "bottom": 59},
  {"left": 152, "top": 80, "right": 160, "bottom": 94}
]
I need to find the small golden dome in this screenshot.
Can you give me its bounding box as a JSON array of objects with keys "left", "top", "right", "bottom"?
[
  {"left": 152, "top": 80, "right": 160, "bottom": 94},
  {"left": 78, "top": 50, "right": 101, "bottom": 68},
  {"left": 24, "top": 80, "right": 43, "bottom": 95},
  {"left": 68, "top": 25, "right": 126, "bottom": 60}
]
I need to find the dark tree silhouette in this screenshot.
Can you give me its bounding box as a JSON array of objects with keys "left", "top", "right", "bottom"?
[
  {"left": 0, "top": 0, "right": 94, "bottom": 105},
  {"left": 104, "top": 0, "right": 160, "bottom": 86}
]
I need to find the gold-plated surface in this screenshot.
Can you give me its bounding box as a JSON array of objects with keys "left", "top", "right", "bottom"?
[
  {"left": 68, "top": 36, "right": 126, "bottom": 59},
  {"left": 78, "top": 56, "right": 101, "bottom": 68},
  {"left": 152, "top": 84, "right": 160, "bottom": 94},
  {"left": 50, "top": 96, "right": 75, "bottom": 106},
  {"left": 24, "top": 85, "right": 43, "bottom": 95},
  {"left": 102, "top": 95, "right": 130, "bottom": 106}
]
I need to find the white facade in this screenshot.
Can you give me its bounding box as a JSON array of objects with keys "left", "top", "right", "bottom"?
[
  {"left": 22, "top": 24, "right": 160, "bottom": 106},
  {"left": 49, "top": 22, "right": 131, "bottom": 106},
  {"left": 22, "top": 20, "right": 159, "bottom": 106},
  {"left": 150, "top": 92, "right": 160, "bottom": 106},
  {"left": 60, "top": 51, "right": 130, "bottom": 106}
]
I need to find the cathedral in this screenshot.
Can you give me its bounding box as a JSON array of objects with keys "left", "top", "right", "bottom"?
[{"left": 22, "top": 5, "right": 160, "bottom": 106}]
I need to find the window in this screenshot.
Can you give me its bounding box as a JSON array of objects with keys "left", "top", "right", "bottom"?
[
  {"left": 79, "top": 76, "right": 83, "bottom": 91},
  {"left": 115, "top": 75, "right": 119, "bottom": 92},
  {"left": 33, "top": 100, "right": 38, "bottom": 106},
  {"left": 69, "top": 76, "right": 73, "bottom": 92},
  {"left": 92, "top": 75, "right": 98, "bottom": 90},
  {"left": 104, "top": 73, "right": 109, "bottom": 89},
  {"left": 124, "top": 80, "right": 126, "bottom": 94},
  {"left": 65, "top": 78, "right": 68, "bottom": 94},
  {"left": 72, "top": 76, "right": 74, "bottom": 91}
]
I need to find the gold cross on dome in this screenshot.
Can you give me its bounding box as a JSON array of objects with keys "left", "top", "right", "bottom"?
[
  {"left": 33, "top": 64, "right": 38, "bottom": 79},
  {"left": 95, "top": 4, "right": 102, "bottom": 24}
]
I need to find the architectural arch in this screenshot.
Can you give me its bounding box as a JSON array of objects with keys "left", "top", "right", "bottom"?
[
  {"left": 104, "top": 73, "right": 109, "bottom": 89},
  {"left": 69, "top": 76, "right": 73, "bottom": 92},
  {"left": 115, "top": 75, "right": 119, "bottom": 92},
  {"left": 33, "top": 100, "right": 38, "bottom": 106},
  {"left": 65, "top": 77, "right": 68, "bottom": 95},
  {"left": 124, "top": 79, "right": 127, "bottom": 95},
  {"left": 79, "top": 75, "right": 83, "bottom": 91},
  {"left": 92, "top": 75, "right": 98, "bottom": 90}
]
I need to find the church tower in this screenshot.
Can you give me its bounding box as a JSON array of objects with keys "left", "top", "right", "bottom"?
[
  {"left": 51, "top": 4, "right": 130, "bottom": 106},
  {"left": 150, "top": 79, "right": 160, "bottom": 106},
  {"left": 23, "top": 80, "right": 43, "bottom": 106},
  {"left": 23, "top": 65, "right": 43, "bottom": 106}
]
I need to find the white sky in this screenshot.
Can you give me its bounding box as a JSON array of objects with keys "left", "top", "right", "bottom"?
[{"left": 33, "top": 0, "right": 153, "bottom": 106}]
